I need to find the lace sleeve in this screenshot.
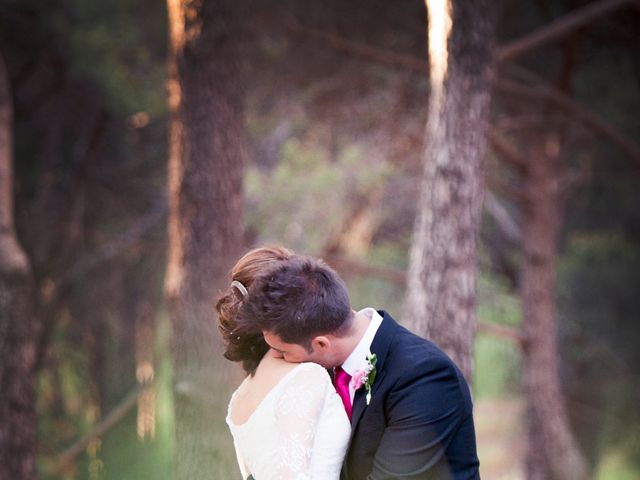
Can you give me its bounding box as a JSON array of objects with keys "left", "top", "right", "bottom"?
[{"left": 274, "top": 364, "right": 330, "bottom": 480}]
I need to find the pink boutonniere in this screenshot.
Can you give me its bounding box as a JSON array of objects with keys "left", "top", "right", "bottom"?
[{"left": 351, "top": 351, "right": 377, "bottom": 405}]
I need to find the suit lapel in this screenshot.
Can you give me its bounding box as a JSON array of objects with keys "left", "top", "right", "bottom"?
[{"left": 348, "top": 311, "right": 398, "bottom": 440}]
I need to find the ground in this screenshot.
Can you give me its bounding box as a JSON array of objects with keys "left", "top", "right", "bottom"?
[{"left": 475, "top": 398, "right": 525, "bottom": 480}]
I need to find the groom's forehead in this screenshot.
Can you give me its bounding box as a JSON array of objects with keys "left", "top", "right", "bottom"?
[
  {"left": 263, "top": 330, "right": 298, "bottom": 347},
  {"left": 263, "top": 330, "right": 308, "bottom": 354},
  {"left": 263, "top": 330, "right": 286, "bottom": 348}
]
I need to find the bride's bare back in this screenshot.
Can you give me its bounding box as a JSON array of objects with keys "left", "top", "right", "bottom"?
[{"left": 229, "top": 350, "right": 299, "bottom": 425}]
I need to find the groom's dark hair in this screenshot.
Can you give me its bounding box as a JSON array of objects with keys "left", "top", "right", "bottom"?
[{"left": 239, "top": 255, "right": 353, "bottom": 348}]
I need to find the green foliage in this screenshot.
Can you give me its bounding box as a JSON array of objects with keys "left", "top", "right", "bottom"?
[
  {"left": 57, "top": 0, "right": 167, "bottom": 116},
  {"left": 246, "top": 139, "right": 341, "bottom": 253},
  {"left": 573, "top": 26, "right": 640, "bottom": 136},
  {"left": 596, "top": 449, "right": 640, "bottom": 480},
  {"left": 37, "top": 312, "right": 176, "bottom": 480},
  {"left": 474, "top": 274, "right": 521, "bottom": 399},
  {"left": 346, "top": 242, "right": 406, "bottom": 314},
  {"left": 37, "top": 316, "right": 101, "bottom": 478},
  {"left": 560, "top": 233, "right": 640, "bottom": 338},
  {"left": 246, "top": 136, "right": 391, "bottom": 255},
  {"left": 96, "top": 312, "right": 175, "bottom": 480},
  {"left": 558, "top": 232, "right": 640, "bottom": 466}
]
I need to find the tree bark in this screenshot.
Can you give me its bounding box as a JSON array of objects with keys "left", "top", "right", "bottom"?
[
  {"left": 0, "top": 51, "right": 38, "bottom": 480},
  {"left": 404, "top": 0, "right": 493, "bottom": 382},
  {"left": 521, "top": 132, "right": 590, "bottom": 480},
  {"left": 165, "top": 0, "right": 245, "bottom": 477}
]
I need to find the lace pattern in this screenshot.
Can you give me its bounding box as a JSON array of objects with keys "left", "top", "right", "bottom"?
[
  {"left": 227, "top": 362, "right": 350, "bottom": 480},
  {"left": 274, "top": 365, "right": 327, "bottom": 479}
]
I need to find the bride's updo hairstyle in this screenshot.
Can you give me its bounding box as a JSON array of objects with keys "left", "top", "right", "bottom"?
[{"left": 216, "top": 246, "right": 294, "bottom": 375}]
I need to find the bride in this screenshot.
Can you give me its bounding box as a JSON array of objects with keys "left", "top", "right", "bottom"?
[{"left": 216, "top": 246, "right": 350, "bottom": 480}]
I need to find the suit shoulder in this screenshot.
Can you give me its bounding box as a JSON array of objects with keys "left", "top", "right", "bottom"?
[
  {"left": 376, "top": 312, "right": 467, "bottom": 383},
  {"left": 379, "top": 312, "right": 452, "bottom": 361},
  {"left": 391, "top": 325, "right": 453, "bottom": 366},
  {"left": 388, "top": 327, "right": 470, "bottom": 394}
]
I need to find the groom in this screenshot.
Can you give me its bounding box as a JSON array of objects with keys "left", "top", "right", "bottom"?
[{"left": 242, "top": 254, "right": 480, "bottom": 479}]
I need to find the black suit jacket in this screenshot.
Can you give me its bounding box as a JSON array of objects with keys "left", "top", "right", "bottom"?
[{"left": 341, "top": 311, "right": 480, "bottom": 480}]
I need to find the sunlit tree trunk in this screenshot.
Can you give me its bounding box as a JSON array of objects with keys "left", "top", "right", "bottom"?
[
  {"left": 521, "top": 132, "right": 590, "bottom": 480},
  {"left": 404, "top": 0, "right": 493, "bottom": 382},
  {"left": 0, "top": 51, "right": 38, "bottom": 480},
  {"left": 165, "top": 0, "right": 245, "bottom": 477}
]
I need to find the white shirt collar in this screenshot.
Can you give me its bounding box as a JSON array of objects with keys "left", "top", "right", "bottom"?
[{"left": 341, "top": 308, "right": 383, "bottom": 376}]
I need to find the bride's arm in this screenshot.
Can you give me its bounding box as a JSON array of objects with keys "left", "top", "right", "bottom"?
[{"left": 274, "top": 364, "right": 329, "bottom": 480}]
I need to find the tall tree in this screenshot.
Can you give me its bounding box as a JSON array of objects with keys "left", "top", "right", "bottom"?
[
  {"left": 520, "top": 129, "right": 590, "bottom": 480},
  {"left": 165, "top": 0, "right": 246, "bottom": 477},
  {"left": 490, "top": 2, "right": 639, "bottom": 477},
  {"left": 404, "top": 0, "right": 494, "bottom": 381},
  {"left": 0, "top": 50, "right": 38, "bottom": 480}
]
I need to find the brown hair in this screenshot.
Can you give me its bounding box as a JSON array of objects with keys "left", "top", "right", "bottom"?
[
  {"left": 216, "top": 246, "right": 294, "bottom": 374},
  {"left": 238, "top": 255, "right": 353, "bottom": 348}
]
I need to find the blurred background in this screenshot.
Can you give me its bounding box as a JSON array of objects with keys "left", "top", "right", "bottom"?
[{"left": 0, "top": 0, "right": 638, "bottom": 479}]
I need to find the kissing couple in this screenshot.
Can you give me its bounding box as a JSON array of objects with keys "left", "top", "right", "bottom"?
[{"left": 217, "top": 246, "right": 480, "bottom": 480}]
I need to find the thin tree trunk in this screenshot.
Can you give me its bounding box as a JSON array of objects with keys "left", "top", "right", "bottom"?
[
  {"left": 0, "top": 50, "right": 38, "bottom": 480},
  {"left": 521, "top": 132, "right": 590, "bottom": 480},
  {"left": 165, "top": 0, "right": 245, "bottom": 477},
  {"left": 404, "top": 0, "right": 493, "bottom": 382}
]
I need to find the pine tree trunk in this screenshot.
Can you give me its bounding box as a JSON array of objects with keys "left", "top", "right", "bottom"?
[
  {"left": 404, "top": 0, "right": 493, "bottom": 382},
  {"left": 521, "top": 133, "right": 590, "bottom": 480},
  {"left": 165, "top": 0, "right": 245, "bottom": 477},
  {"left": 0, "top": 50, "right": 38, "bottom": 480}
]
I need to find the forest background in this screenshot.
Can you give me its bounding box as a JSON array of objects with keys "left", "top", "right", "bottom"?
[{"left": 0, "top": 0, "right": 639, "bottom": 479}]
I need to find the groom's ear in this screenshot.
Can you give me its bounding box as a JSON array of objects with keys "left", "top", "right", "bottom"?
[{"left": 310, "top": 335, "right": 331, "bottom": 351}]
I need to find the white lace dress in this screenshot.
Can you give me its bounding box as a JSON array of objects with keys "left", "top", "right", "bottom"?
[{"left": 226, "top": 362, "right": 351, "bottom": 480}]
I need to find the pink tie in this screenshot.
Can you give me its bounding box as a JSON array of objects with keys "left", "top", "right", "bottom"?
[{"left": 334, "top": 366, "right": 352, "bottom": 420}]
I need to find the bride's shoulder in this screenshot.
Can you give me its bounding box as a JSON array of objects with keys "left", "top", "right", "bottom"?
[
  {"left": 296, "top": 361, "right": 330, "bottom": 375},
  {"left": 284, "top": 362, "right": 331, "bottom": 386}
]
